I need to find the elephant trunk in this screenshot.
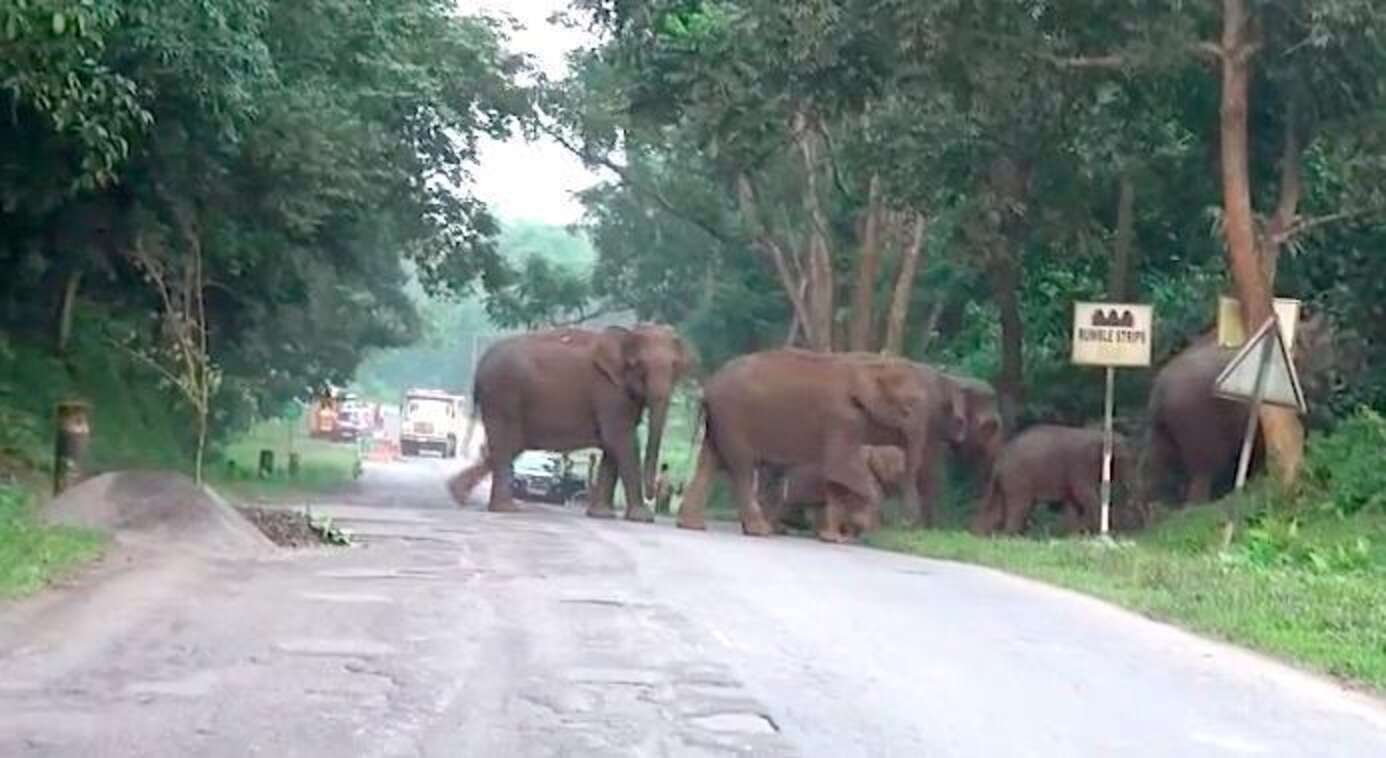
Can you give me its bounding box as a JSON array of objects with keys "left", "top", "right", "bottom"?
[{"left": 643, "top": 397, "right": 670, "bottom": 497}]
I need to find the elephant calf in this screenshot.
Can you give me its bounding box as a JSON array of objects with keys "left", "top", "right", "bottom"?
[
  {"left": 764, "top": 445, "right": 905, "bottom": 538},
  {"left": 970, "top": 425, "right": 1130, "bottom": 537}
]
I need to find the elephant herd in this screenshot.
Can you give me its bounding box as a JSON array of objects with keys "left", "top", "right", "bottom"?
[{"left": 446, "top": 314, "right": 1338, "bottom": 542}]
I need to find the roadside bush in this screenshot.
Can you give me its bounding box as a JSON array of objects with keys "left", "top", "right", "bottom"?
[{"left": 1303, "top": 407, "right": 1386, "bottom": 516}]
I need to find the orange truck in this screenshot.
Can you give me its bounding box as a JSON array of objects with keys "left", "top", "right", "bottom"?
[{"left": 307, "top": 387, "right": 368, "bottom": 441}]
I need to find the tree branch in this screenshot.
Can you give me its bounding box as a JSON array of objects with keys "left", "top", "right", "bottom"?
[
  {"left": 1038, "top": 41, "right": 1224, "bottom": 70},
  {"left": 737, "top": 173, "right": 814, "bottom": 335},
  {"left": 1270, "top": 209, "right": 1381, "bottom": 244},
  {"left": 536, "top": 119, "right": 734, "bottom": 246}
]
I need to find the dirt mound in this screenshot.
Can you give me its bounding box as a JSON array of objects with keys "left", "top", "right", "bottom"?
[{"left": 41, "top": 470, "right": 274, "bottom": 558}]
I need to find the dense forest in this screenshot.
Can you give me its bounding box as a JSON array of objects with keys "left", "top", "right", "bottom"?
[
  {"left": 2, "top": 1, "right": 1385, "bottom": 488},
  {"left": 526, "top": 0, "right": 1386, "bottom": 493}
]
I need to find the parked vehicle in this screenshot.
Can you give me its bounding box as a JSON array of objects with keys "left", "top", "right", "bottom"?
[
  {"left": 307, "top": 387, "right": 363, "bottom": 441},
  {"left": 510, "top": 451, "right": 591, "bottom": 504},
  {"left": 333, "top": 398, "right": 370, "bottom": 442},
  {"left": 399, "top": 388, "right": 465, "bottom": 457},
  {"left": 510, "top": 451, "right": 562, "bottom": 502}
]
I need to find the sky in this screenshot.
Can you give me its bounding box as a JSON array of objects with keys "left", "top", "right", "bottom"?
[{"left": 457, "top": 1, "right": 606, "bottom": 227}]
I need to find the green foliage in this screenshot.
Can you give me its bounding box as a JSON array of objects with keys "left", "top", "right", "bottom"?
[
  {"left": 0, "top": 311, "right": 186, "bottom": 472},
  {"left": 1, "top": 0, "right": 539, "bottom": 471},
  {"left": 1303, "top": 409, "right": 1386, "bottom": 516},
  {"left": 558, "top": 0, "right": 1386, "bottom": 440}
]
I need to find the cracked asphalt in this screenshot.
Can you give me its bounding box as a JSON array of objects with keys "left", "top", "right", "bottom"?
[{"left": 2, "top": 454, "right": 1385, "bottom": 757}]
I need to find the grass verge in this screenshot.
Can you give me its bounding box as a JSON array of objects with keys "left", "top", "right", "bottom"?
[
  {"left": 867, "top": 504, "right": 1386, "bottom": 693},
  {"left": 0, "top": 482, "right": 105, "bottom": 599},
  {"left": 210, "top": 418, "right": 362, "bottom": 501}
]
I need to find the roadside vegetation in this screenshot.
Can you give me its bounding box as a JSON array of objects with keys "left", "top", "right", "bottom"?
[
  {"left": 870, "top": 409, "right": 1386, "bottom": 692},
  {"left": 211, "top": 418, "right": 363, "bottom": 502},
  {"left": 0, "top": 483, "right": 104, "bottom": 599}
]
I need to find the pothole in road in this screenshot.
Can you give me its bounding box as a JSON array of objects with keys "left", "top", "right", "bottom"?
[{"left": 687, "top": 712, "right": 780, "bottom": 735}]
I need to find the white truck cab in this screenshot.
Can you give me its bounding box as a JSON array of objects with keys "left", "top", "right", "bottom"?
[{"left": 399, "top": 388, "right": 465, "bottom": 457}]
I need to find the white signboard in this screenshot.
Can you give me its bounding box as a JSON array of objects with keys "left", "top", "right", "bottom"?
[
  {"left": 1071, "top": 303, "right": 1154, "bottom": 367},
  {"left": 1218, "top": 296, "right": 1301, "bottom": 349},
  {"left": 1214, "top": 318, "right": 1307, "bottom": 413}
]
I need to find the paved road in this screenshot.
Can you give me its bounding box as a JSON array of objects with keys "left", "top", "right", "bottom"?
[{"left": 2, "top": 454, "right": 1385, "bottom": 757}]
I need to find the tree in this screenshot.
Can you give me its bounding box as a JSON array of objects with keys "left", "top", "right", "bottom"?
[{"left": 1, "top": 1, "right": 533, "bottom": 459}]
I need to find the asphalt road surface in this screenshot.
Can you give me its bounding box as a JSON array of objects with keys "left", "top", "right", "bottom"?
[{"left": 3, "top": 453, "right": 1385, "bottom": 757}]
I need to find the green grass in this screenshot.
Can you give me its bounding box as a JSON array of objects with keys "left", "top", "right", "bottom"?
[
  {"left": 0, "top": 482, "right": 105, "bottom": 599},
  {"left": 210, "top": 418, "right": 362, "bottom": 501},
  {"left": 867, "top": 504, "right": 1386, "bottom": 692}
]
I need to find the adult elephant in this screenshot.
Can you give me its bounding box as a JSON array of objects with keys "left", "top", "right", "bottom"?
[
  {"left": 446, "top": 324, "right": 694, "bottom": 518},
  {"left": 970, "top": 425, "right": 1134, "bottom": 536},
  {"left": 676, "top": 349, "right": 967, "bottom": 542},
  {"left": 1144, "top": 313, "right": 1339, "bottom": 504}
]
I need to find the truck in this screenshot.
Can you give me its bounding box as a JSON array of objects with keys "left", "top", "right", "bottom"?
[{"left": 399, "top": 388, "right": 466, "bottom": 458}]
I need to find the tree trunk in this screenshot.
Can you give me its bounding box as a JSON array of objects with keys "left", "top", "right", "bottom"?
[
  {"left": 990, "top": 256, "right": 1024, "bottom": 432},
  {"left": 784, "top": 279, "right": 807, "bottom": 347},
  {"left": 918, "top": 297, "right": 947, "bottom": 355},
  {"left": 1108, "top": 174, "right": 1135, "bottom": 301},
  {"left": 55, "top": 270, "right": 83, "bottom": 355},
  {"left": 881, "top": 213, "right": 927, "bottom": 355},
  {"left": 1217, "top": 0, "right": 1304, "bottom": 488},
  {"left": 848, "top": 174, "right": 884, "bottom": 351},
  {"left": 795, "top": 110, "right": 835, "bottom": 352},
  {"left": 736, "top": 173, "right": 816, "bottom": 344}
]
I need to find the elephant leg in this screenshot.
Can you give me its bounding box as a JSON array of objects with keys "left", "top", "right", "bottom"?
[
  {"left": 606, "top": 434, "right": 651, "bottom": 523},
  {"left": 816, "top": 487, "right": 849, "bottom": 544},
  {"left": 585, "top": 455, "right": 618, "bottom": 519},
  {"left": 1186, "top": 472, "right": 1213, "bottom": 504},
  {"left": 1070, "top": 481, "right": 1102, "bottom": 536},
  {"left": 1058, "top": 503, "right": 1084, "bottom": 536},
  {"left": 914, "top": 461, "right": 940, "bottom": 529},
  {"left": 730, "top": 464, "right": 773, "bottom": 537},
  {"left": 1001, "top": 486, "right": 1032, "bottom": 535},
  {"left": 677, "top": 439, "right": 717, "bottom": 530},
  {"left": 969, "top": 477, "right": 1005, "bottom": 536},
  {"left": 623, "top": 451, "right": 656, "bottom": 524},
  {"left": 446, "top": 458, "right": 490, "bottom": 508},
  {"left": 484, "top": 442, "right": 522, "bottom": 513}
]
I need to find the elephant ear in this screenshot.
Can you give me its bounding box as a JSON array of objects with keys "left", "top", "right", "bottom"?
[
  {"left": 593, "top": 326, "right": 635, "bottom": 389},
  {"left": 851, "top": 364, "right": 914, "bottom": 426},
  {"left": 867, "top": 447, "right": 907, "bottom": 485}
]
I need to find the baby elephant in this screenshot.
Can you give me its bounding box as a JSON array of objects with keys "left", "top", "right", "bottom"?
[
  {"left": 971, "top": 425, "right": 1130, "bottom": 537},
  {"left": 766, "top": 445, "right": 903, "bottom": 541}
]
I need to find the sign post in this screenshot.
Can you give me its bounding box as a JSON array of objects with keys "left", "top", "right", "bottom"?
[
  {"left": 1217, "top": 296, "right": 1301, "bottom": 349},
  {"left": 1213, "top": 315, "right": 1307, "bottom": 492},
  {"left": 1072, "top": 302, "right": 1154, "bottom": 536}
]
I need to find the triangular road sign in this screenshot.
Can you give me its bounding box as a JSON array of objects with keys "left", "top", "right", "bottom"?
[{"left": 1214, "top": 317, "right": 1307, "bottom": 414}]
